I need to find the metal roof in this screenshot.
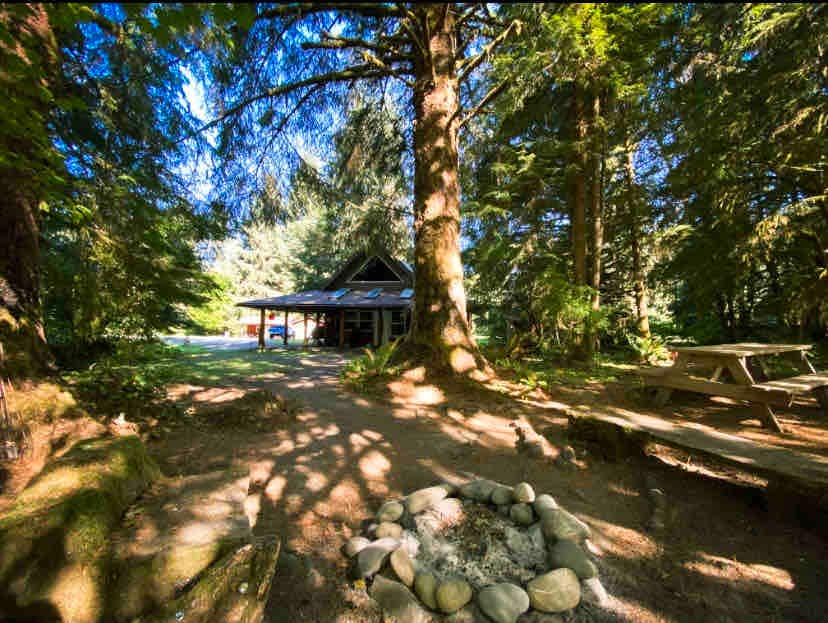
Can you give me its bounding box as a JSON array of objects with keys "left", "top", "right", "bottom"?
[{"left": 237, "top": 287, "right": 413, "bottom": 310}]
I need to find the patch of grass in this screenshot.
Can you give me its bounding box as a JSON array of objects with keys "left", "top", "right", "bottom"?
[{"left": 495, "top": 352, "right": 637, "bottom": 391}]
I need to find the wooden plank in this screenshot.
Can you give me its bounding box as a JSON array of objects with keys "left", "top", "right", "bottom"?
[
  {"left": 754, "top": 403, "right": 784, "bottom": 433},
  {"left": 565, "top": 406, "right": 828, "bottom": 487},
  {"left": 754, "top": 373, "right": 828, "bottom": 395},
  {"left": 258, "top": 308, "right": 265, "bottom": 350},
  {"left": 671, "top": 343, "right": 812, "bottom": 357},
  {"left": 641, "top": 372, "right": 793, "bottom": 406}
]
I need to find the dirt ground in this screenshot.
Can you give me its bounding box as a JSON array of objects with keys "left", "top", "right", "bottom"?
[{"left": 144, "top": 348, "right": 828, "bottom": 623}]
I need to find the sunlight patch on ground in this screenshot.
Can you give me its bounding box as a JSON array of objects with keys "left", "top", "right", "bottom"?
[
  {"left": 584, "top": 515, "right": 659, "bottom": 560},
  {"left": 358, "top": 449, "right": 391, "bottom": 479},
  {"left": 684, "top": 553, "right": 795, "bottom": 592}
]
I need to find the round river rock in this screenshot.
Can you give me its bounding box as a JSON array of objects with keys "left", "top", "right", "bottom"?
[
  {"left": 541, "top": 508, "right": 591, "bottom": 542},
  {"left": 390, "top": 547, "right": 416, "bottom": 587},
  {"left": 436, "top": 578, "right": 473, "bottom": 613},
  {"left": 547, "top": 539, "right": 597, "bottom": 579},
  {"left": 491, "top": 485, "right": 514, "bottom": 506},
  {"left": 533, "top": 494, "right": 559, "bottom": 518},
  {"left": 414, "top": 571, "right": 438, "bottom": 610},
  {"left": 406, "top": 484, "right": 452, "bottom": 514},
  {"left": 460, "top": 479, "right": 498, "bottom": 502},
  {"left": 375, "top": 522, "right": 404, "bottom": 540},
  {"left": 510, "top": 503, "right": 534, "bottom": 526},
  {"left": 477, "top": 583, "right": 530, "bottom": 623},
  {"left": 377, "top": 500, "right": 405, "bottom": 523},
  {"left": 344, "top": 536, "right": 371, "bottom": 558},
  {"left": 513, "top": 482, "right": 536, "bottom": 504},
  {"left": 527, "top": 568, "right": 581, "bottom": 612},
  {"left": 355, "top": 537, "right": 400, "bottom": 578}
]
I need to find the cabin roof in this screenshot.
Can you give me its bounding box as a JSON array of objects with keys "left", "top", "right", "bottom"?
[
  {"left": 237, "top": 250, "right": 414, "bottom": 310},
  {"left": 237, "top": 287, "right": 413, "bottom": 310}
]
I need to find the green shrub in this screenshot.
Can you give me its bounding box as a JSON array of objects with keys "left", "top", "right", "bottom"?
[{"left": 341, "top": 337, "right": 402, "bottom": 392}]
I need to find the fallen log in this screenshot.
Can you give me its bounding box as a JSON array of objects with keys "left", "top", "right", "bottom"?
[{"left": 134, "top": 537, "right": 280, "bottom": 623}]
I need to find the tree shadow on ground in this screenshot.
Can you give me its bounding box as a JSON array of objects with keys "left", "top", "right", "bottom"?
[{"left": 147, "top": 347, "right": 828, "bottom": 622}]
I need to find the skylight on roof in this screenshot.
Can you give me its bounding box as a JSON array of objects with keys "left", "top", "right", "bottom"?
[
  {"left": 365, "top": 288, "right": 382, "bottom": 299},
  {"left": 400, "top": 288, "right": 413, "bottom": 299},
  {"left": 330, "top": 288, "right": 350, "bottom": 299}
]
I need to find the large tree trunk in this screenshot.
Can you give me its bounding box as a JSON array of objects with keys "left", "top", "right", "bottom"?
[
  {"left": 407, "top": 6, "right": 484, "bottom": 374},
  {"left": 0, "top": 4, "right": 56, "bottom": 376},
  {"left": 625, "top": 142, "right": 651, "bottom": 339},
  {"left": 570, "top": 84, "right": 588, "bottom": 287},
  {"left": 589, "top": 94, "right": 604, "bottom": 310}
]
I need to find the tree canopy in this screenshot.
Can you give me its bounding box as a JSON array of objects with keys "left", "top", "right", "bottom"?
[{"left": 0, "top": 2, "right": 825, "bottom": 376}]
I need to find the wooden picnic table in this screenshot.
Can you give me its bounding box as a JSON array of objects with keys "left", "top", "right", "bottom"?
[{"left": 640, "top": 342, "right": 828, "bottom": 433}]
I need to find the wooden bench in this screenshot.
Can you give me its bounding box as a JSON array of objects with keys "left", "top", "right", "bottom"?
[{"left": 754, "top": 373, "right": 828, "bottom": 410}]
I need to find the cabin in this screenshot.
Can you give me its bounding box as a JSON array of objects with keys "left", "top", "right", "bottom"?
[{"left": 237, "top": 251, "right": 413, "bottom": 348}]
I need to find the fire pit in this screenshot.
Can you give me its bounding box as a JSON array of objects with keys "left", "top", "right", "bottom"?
[{"left": 343, "top": 479, "right": 608, "bottom": 622}]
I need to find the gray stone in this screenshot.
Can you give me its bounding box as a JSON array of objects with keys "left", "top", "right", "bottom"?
[
  {"left": 444, "top": 604, "right": 488, "bottom": 622},
  {"left": 491, "top": 485, "right": 514, "bottom": 506},
  {"left": 527, "top": 522, "right": 545, "bottom": 550},
  {"left": 541, "top": 509, "right": 591, "bottom": 543},
  {"left": 459, "top": 479, "right": 498, "bottom": 502},
  {"left": 344, "top": 536, "right": 371, "bottom": 558},
  {"left": 436, "top": 578, "right": 473, "bottom": 613},
  {"left": 533, "top": 495, "right": 559, "bottom": 517},
  {"left": 377, "top": 500, "right": 405, "bottom": 523},
  {"left": 355, "top": 537, "right": 400, "bottom": 578},
  {"left": 370, "top": 574, "right": 433, "bottom": 623},
  {"left": 414, "top": 571, "right": 438, "bottom": 610},
  {"left": 477, "top": 583, "right": 530, "bottom": 623},
  {"left": 518, "top": 613, "right": 565, "bottom": 623},
  {"left": 390, "top": 547, "right": 416, "bottom": 587},
  {"left": 510, "top": 503, "right": 534, "bottom": 526},
  {"left": 581, "top": 576, "right": 610, "bottom": 607},
  {"left": 375, "top": 521, "right": 404, "bottom": 539},
  {"left": 406, "top": 484, "right": 453, "bottom": 514},
  {"left": 513, "top": 482, "right": 536, "bottom": 503},
  {"left": 548, "top": 539, "right": 597, "bottom": 579},
  {"left": 527, "top": 568, "right": 581, "bottom": 613}
]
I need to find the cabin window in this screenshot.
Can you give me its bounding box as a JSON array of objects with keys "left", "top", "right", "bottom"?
[
  {"left": 345, "top": 310, "right": 373, "bottom": 331},
  {"left": 365, "top": 287, "right": 382, "bottom": 299},
  {"left": 330, "top": 288, "right": 350, "bottom": 299},
  {"left": 399, "top": 288, "right": 413, "bottom": 299}
]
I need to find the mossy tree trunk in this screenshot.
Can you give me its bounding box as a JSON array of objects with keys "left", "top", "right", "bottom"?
[
  {"left": 625, "top": 139, "right": 651, "bottom": 339},
  {"left": 407, "top": 6, "right": 483, "bottom": 374},
  {"left": 0, "top": 4, "right": 58, "bottom": 377}
]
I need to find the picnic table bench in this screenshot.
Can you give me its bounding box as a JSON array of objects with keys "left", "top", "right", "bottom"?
[{"left": 639, "top": 342, "right": 828, "bottom": 433}]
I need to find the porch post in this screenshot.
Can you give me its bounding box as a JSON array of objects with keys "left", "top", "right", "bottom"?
[
  {"left": 377, "top": 308, "right": 384, "bottom": 346},
  {"left": 258, "top": 308, "right": 265, "bottom": 350},
  {"left": 339, "top": 309, "right": 345, "bottom": 347},
  {"left": 303, "top": 312, "right": 309, "bottom": 346},
  {"left": 283, "top": 309, "right": 289, "bottom": 345}
]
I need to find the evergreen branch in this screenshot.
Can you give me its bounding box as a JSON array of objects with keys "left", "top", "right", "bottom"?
[
  {"left": 256, "top": 3, "right": 405, "bottom": 21},
  {"left": 458, "top": 77, "right": 511, "bottom": 128},
  {"left": 198, "top": 65, "right": 387, "bottom": 133},
  {"left": 305, "top": 30, "right": 411, "bottom": 60},
  {"left": 457, "top": 19, "right": 520, "bottom": 82}
]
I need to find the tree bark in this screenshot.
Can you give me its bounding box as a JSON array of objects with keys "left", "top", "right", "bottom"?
[
  {"left": 570, "top": 83, "right": 588, "bottom": 288},
  {"left": 590, "top": 93, "right": 604, "bottom": 311},
  {"left": 625, "top": 142, "right": 651, "bottom": 339},
  {"left": 0, "top": 5, "right": 57, "bottom": 376},
  {"left": 407, "top": 5, "right": 483, "bottom": 374}
]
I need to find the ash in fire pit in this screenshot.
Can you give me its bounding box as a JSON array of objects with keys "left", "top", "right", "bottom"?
[
  {"left": 343, "top": 479, "right": 609, "bottom": 622},
  {"left": 414, "top": 500, "right": 546, "bottom": 589}
]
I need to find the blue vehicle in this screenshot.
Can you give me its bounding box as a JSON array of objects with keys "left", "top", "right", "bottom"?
[{"left": 268, "top": 325, "right": 295, "bottom": 339}]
